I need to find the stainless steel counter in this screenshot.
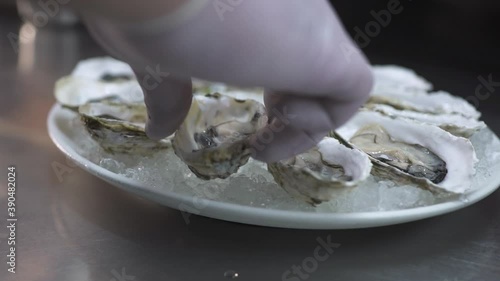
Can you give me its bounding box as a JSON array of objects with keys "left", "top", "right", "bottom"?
[{"left": 1, "top": 16, "right": 499, "bottom": 281}]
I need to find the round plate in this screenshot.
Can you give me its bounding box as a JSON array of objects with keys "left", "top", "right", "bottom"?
[{"left": 47, "top": 104, "right": 500, "bottom": 229}]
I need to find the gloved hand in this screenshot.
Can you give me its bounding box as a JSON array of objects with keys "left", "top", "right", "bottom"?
[{"left": 78, "top": 0, "right": 373, "bottom": 162}]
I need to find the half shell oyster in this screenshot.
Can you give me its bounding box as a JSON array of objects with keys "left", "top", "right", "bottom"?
[
  {"left": 370, "top": 66, "right": 480, "bottom": 119},
  {"left": 172, "top": 93, "right": 267, "bottom": 180},
  {"left": 55, "top": 57, "right": 143, "bottom": 108},
  {"left": 364, "top": 104, "right": 485, "bottom": 138},
  {"left": 79, "top": 100, "right": 171, "bottom": 154},
  {"left": 337, "top": 111, "right": 478, "bottom": 194},
  {"left": 368, "top": 90, "right": 480, "bottom": 119},
  {"left": 268, "top": 137, "right": 372, "bottom": 205}
]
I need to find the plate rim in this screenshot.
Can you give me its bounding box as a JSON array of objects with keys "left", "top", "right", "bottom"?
[{"left": 47, "top": 103, "right": 500, "bottom": 229}]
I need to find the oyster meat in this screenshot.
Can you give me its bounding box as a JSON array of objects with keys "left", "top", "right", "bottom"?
[
  {"left": 79, "top": 100, "right": 171, "bottom": 154},
  {"left": 337, "top": 111, "right": 478, "bottom": 194},
  {"left": 172, "top": 93, "right": 267, "bottom": 180},
  {"left": 192, "top": 79, "right": 265, "bottom": 104},
  {"left": 268, "top": 137, "right": 372, "bottom": 205}
]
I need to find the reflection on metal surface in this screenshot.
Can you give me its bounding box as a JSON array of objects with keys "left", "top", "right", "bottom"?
[
  {"left": 0, "top": 118, "right": 52, "bottom": 147},
  {"left": 17, "top": 22, "right": 36, "bottom": 74},
  {"left": 224, "top": 270, "right": 239, "bottom": 279}
]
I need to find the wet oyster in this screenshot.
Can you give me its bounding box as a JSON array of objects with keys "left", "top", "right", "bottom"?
[
  {"left": 364, "top": 104, "right": 485, "bottom": 138},
  {"left": 55, "top": 57, "right": 143, "bottom": 108},
  {"left": 268, "top": 137, "right": 372, "bottom": 205},
  {"left": 79, "top": 100, "right": 171, "bottom": 154},
  {"left": 337, "top": 111, "right": 478, "bottom": 194},
  {"left": 172, "top": 93, "right": 267, "bottom": 180},
  {"left": 192, "top": 79, "right": 265, "bottom": 104}
]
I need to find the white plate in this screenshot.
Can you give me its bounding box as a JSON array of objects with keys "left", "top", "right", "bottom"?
[{"left": 47, "top": 104, "right": 500, "bottom": 229}]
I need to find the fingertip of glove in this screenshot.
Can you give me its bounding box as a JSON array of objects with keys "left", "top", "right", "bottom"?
[{"left": 145, "top": 121, "right": 173, "bottom": 140}]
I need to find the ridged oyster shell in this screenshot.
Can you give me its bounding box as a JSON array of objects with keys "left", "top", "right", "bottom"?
[
  {"left": 268, "top": 137, "right": 372, "bottom": 205},
  {"left": 364, "top": 104, "right": 485, "bottom": 138},
  {"left": 79, "top": 100, "right": 171, "bottom": 154},
  {"left": 371, "top": 66, "right": 480, "bottom": 119},
  {"left": 55, "top": 57, "right": 143, "bottom": 108},
  {"left": 337, "top": 111, "right": 478, "bottom": 194},
  {"left": 172, "top": 93, "right": 267, "bottom": 180}
]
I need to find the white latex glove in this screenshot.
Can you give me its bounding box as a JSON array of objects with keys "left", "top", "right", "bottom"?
[{"left": 78, "top": 0, "right": 373, "bottom": 162}]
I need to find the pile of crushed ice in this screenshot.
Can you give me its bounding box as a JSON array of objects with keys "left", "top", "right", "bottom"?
[{"left": 69, "top": 114, "right": 500, "bottom": 213}]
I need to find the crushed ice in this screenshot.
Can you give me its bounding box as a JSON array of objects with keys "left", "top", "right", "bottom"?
[{"left": 69, "top": 114, "right": 500, "bottom": 213}]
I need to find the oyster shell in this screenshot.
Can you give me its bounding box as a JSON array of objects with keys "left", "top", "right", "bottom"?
[
  {"left": 364, "top": 104, "right": 485, "bottom": 138},
  {"left": 337, "top": 111, "right": 478, "bottom": 194},
  {"left": 368, "top": 90, "right": 480, "bottom": 119},
  {"left": 55, "top": 57, "right": 143, "bottom": 108},
  {"left": 172, "top": 93, "right": 267, "bottom": 180},
  {"left": 79, "top": 100, "right": 171, "bottom": 154},
  {"left": 373, "top": 65, "right": 433, "bottom": 91},
  {"left": 268, "top": 137, "right": 372, "bottom": 205},
  {"left": 192, "top": 79, "right": 265, "bottom": 104},
  {"left": 370, "top": 66, "right": 480, "bottom": 119}
]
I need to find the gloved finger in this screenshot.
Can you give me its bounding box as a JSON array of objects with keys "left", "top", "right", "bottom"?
[
  {"left": 249, "top": 92, "right": 333, "bottom": 162},
  {"left": 133, "top": 70, "right": 192, "bottom": 140},
  {"left": 251, "top": 82, "right": 371, "bottom": 163}
]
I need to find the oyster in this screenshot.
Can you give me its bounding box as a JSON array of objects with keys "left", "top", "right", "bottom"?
[
  {"left": 55, "top": 57, "right": 143, "bottom": 108},
  {"left": 192, "top": 79, "right": 265, "bottom": 104},
  {"left": 172, "top": 93, "right": 267, "bottom": 180},
  {"left": 364, "top": 104, "right": 485, "bottom": 138},
  {"left": 79, "top": 100, "right": 171, "bottom": 154},
  {"left": 368, "top": 90, "right": 480, "bottom": 119},
  {"left": 370, "top": 66, "right": 480, "bottom": 119},
  {"left": 268, "top": 137, "right": 372, "bottom": 205},
  {"left": 337, "top": 111, "right": 478, "bottom": 194},
  {"left": 372, "top": 65, "right": 433, "bottom": 92}
]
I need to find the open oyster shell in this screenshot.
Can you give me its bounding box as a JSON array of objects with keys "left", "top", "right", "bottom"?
[
  {"left": 364, "top": 104, "right": 485, "bottom": 138},
  {"left": 337, "top": 111, "right": 478, "bottom": 194},
  {"left": 368, "top": 89, "right": 480, "bottom": 119},
  {"left": 55, "top": 57, "right": 143, "bottom": 108},
  {"left": 268, "top": 137, "right": 372, "bottom": 205},
  {"left": 172, "top": 93, "right": 267, "bottom": 180},
  {"left": 370, "top": 66, "right": 480, "bottom": 119},
  {"left": 79, "top": 100, "right": 171, "bottom": 154},
  {"left": 192, "top": 79, "right": 265, "bottom": 104}
]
